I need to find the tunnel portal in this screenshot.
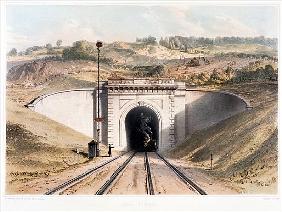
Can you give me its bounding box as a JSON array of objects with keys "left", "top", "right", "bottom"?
[
  {"left": 125, "top": 106, "right": 159, "bottom": 152},
  {"left": 26, "top": 79, "right": 249, "bottom": 152}
]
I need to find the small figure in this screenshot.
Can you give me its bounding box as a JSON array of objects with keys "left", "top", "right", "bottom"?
[{"left": 108, "top": 144, "right": 114, "bottom": 157}]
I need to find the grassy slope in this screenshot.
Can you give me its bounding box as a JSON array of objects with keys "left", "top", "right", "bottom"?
[
  {"left": 5, "top": 76, "right": 111, "bottom": 192},
  {"left": 7, "top": 43, "right": 277, "bottom": 85},
  {"left": 8, "top": 43, "right": 276, "bottom": 64},
  {"left": 166, "top": 82, "right": 278, "bottom": 194},
  {"left": 6, "top": 100, "right": 91, "bottom": 190}
]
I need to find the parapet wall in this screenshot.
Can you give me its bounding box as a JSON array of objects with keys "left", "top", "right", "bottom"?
[
  {"left": 27, "top": 89, "right": 95, "bottom": 137},
  {"left": 27, "top": 86, "right": 249, "bottom": 148},
  {"left": 185, "top": 90, "right": 249, "bottom": 137}
]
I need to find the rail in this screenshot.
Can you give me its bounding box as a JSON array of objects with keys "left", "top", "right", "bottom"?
[
  {"left": 95, "top": 152, "right": 136, "bottom": 195},
  {"left": 144, "top": 152, "right": 154, "bottom": 195},
  {"left": 44, "top": 152, "right": 128, "bottom": 195},
  {"left": 156, "top": 152, "right": 207, "bottom": 195}
]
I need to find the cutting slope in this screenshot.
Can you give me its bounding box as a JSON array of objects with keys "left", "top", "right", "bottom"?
[
  {"left": 167, "top": 83, "right": 277, "bottom": 194},
  {"left": 6, "top": 99, "right": 92, "bottom": 193}
]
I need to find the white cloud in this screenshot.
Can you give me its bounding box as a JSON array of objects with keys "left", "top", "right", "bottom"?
[
  {"left": 166, "top": 5, "right": 190, "bottom": 19},
  {"left": 60, "top": 21, "right": 97, "bottom": 43},
  {"left": 7, "top": 30, "right": 35, "bottom": 51},
  {"left": 6, "top": 5, "right": 277, "bottom": 51},
  {"left": 37, "top": 19, "right": 98, "bottom": 47},
  {"left": 140, "top": 6, "right": 206, "bottom": 38},
  {"left": 208, "top": 15, "right": 258, "bottom": 37}
]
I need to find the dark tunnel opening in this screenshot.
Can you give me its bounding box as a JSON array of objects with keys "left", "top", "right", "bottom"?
[{"left": 125, "top": 106, "right": 159, "bottom": 152}]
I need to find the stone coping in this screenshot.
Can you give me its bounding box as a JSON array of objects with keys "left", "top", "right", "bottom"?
[
  {"left": 26, "top": 86, "right": 251, "bottom": 109},
  {"left": 186, "top": 88, "right": 252, "bottom": 108}
]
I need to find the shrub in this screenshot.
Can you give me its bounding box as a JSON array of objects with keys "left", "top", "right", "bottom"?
[
  {"left": 62, "top": 40, "right": 96, "bottom": 60},
  {"left": 133, "top": 65, "right": 164, "bottom": 77},
  {"left": 230, "top": 64, "right": 277, "bottom": 82}
]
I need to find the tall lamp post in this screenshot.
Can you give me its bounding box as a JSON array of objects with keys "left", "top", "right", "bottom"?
[{"left": 95, "top": 41, "right": 103, "bottom": 156}]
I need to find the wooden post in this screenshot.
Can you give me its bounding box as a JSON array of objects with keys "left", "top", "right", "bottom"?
[
  {"left": 76, "top": 148, "right": 79, "bottom": 164},
  {"left": 210, "top": 153, "right": 213, "bottom": 170}
]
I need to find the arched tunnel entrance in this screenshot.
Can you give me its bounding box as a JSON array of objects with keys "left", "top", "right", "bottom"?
[{"left": 125, "top": 106, "right": 159, "bottom": 152}]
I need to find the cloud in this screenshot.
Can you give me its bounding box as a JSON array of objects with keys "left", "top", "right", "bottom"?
[
  {"left": 206, "top": 15, "right": 258, "bottom": 37},
  {"left": 6, "top": 5, "right": 278, "bottom": 51},
  {"left": 165, "top": 5, "right": 190, "bottom": 19},
  {"left": 10, "top": 19, "right": 100, "bottom": 51},
  {"left": 7, "top": 30, "right": 36, "bottom": 51},
  {"left": 140, "top": 6, "right": 206, "bottom": 37},
  {"left": 59, "top": 20, "right": 97, "bottom": 42},
  {"left": 157, "top": 7, "right": 258, "bottom": 37}
]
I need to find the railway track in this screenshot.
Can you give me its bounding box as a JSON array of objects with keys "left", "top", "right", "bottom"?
[
  {"left": 156, "top": 152, "right": 207, "bottom": 195},
  {"left": 95, "top": 151, "right": 136, "bottom": 194},
  {"left": 95, "top": 151, "right": 206, "bottom": 195},
  {"left": 96, "top": 151, "right": 154, "bottom": 195},
  {"left": 44, "top": 150, "right": 206, "bottom": 195},
  {"left": 44, "top": 152, "right": 128, "bottom": 195},
  {"left": 144, "top": 152, "right": 154, "bottom": 195}
]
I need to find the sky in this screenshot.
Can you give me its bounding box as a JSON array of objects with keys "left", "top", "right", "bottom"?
[{"left": 6, "top": 4, "right": 279, "bottom": 51}]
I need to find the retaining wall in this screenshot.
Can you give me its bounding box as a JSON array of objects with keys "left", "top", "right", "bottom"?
[{"left": 27, "top": 87, "right": 249, "bottom": 148}]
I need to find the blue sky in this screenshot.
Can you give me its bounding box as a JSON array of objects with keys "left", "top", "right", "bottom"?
[{"left": 6, "top": 4, "right": 279, "bottom": 51}]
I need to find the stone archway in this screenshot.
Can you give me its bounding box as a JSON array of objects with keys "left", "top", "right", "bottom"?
[
  {"left": 119, "top": 101, "right": 162, "bottom": 151},
  {"left": 125, "top": 106, "right": 159, "bottom": 151},
  {"left": 26, "top": 79, "right": 249, "bottom": 152}
]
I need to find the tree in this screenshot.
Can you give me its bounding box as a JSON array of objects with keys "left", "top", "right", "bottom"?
[
  {"left": 73, "top": 40, "right": 95, "bottom": 53},
  {"left": 210, "top": 69, "right": 221, "bottom": 82},
  {"left": 18, "top": 51, "right": 24, "bottom": 56},
  {"left": 136, "top": 36, "right": 157, "bottom": 45},
  {"left": 174, "top": 37, "right": 181, "bottom": 48},
  {"left": 159, "top": 37, "right": 164, "bottom": 45},
  {"left": 62, "top": 40, "right": 95, "bottom": 60},
  {"left": 8, "top": 48, "right": 17, "bottom": 56},
  {"left": 46, "top": 43, "right": 52, "bottom": 50},
  {"left": 25, "top": 49, "right": 32, "bottom": 55},
  {"left": 264, "top": 64, "right": 274, "bottom": 73},
  {"left": 147, "top": 36, "right": 157, "bottom": 44},
  {"left": 264, "top": 64, "right": 275, "bottom": 79},
  {"left": 225, "top": 66, "right": 234, "bottom": 80},
  {"left": 56, "top": 40, "right": 62, "bottom": 48}
]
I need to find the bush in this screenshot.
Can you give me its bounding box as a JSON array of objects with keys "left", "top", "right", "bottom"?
[
  {"left": 46, "top": 43, "right": 52, "bottom": 50},
  {"left": 209, "top": 69, "right": 221, "bottom": 82},
  {"left": 62, "top": 40, "right": 114, "bottom": 65},
  {"left": 231, "top": 64, "right": 277, "bottom": 82},
  {"left": 132, "top": 65, "right": 164, "bottom": 77},
  {"left": 63, "top": 47, "right": 95, "bottom": 60},
  {"left": 62, "top": 40, "right": 96, "bottom": 61}
]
